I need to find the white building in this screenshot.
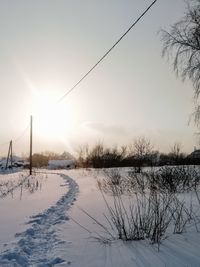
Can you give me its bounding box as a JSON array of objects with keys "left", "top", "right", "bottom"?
[{"left": 48, "top": 159, "right": 76, "bottom": 170}]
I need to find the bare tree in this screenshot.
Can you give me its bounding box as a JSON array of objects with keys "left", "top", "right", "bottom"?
[
  {"left": 76, "top": 144, "right": 90, "bottom": 168},
  {"left": 161, "top": 1, "right": 200, "bottom": 123},
  {"left": 130, "top": 137, "right": 153, "bottom": 172},
  {"left": 134, "top": 137, "right": 153, "bottom": 157},
  {"left": 170, "top": 142, "right": 182, "bottom": 157}
]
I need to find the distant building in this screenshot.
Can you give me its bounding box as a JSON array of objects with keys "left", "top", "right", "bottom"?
[
  {"left": 48, "top": 159, "right": 76, "bottom": 170},
  {"left": 188, "top": 149, "right": 200, "bottom": 159},
  {"left": 0, "top": 156, "right": 29, "bottom": 170}
]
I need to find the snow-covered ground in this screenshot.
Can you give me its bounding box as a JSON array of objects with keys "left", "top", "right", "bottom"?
[
  {"left": 0, "top": 171, "right": 78, "bottom": 266},
  {"left": 0, "top": 172, "right": 70, "bottom": 251},
  {"left": 52, "top": 169, "right": 200, "bottom": 267},
  {"left": 0, "top": 168, "right": 200, "bottom": 266}
]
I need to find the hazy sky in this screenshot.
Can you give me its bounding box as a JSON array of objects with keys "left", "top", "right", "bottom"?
[{"left": 0, "top": 0, "right": 198, "bottom": 156}]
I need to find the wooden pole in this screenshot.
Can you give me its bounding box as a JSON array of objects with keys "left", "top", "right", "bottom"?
[
  {"left": 30, "top": 115, "right": 33, "bottom": 175},
  {"left": 10, "top": 140, "right": 13, "bottom": 169},
  {"left": 5, "top": 141, "right": 11, "bottom": 169}
]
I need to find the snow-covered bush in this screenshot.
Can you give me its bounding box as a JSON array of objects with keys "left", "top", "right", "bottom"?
[{"left": 92, "top": 167, "right": 200, "bottom": 246}]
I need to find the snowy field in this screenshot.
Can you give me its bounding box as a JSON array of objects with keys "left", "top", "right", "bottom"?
[
  {"left": 0, "top": 171, "right": 69, "bottom": 251},
  {"left": 0, "top": 171, "right": 77, "bottom": 266},
  {"left": 0, "top": 168, "right": 200, "bottom": 266}
]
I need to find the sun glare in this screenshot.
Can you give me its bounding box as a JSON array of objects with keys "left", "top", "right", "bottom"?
[{"left": 32, "top": 89, "right": 74, "bottom": 141}]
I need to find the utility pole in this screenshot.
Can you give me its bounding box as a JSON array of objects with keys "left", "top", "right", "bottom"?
[
  {"left": 30, "top": 115, "right": 33, "bottom": 175},
  {"left": 5, "top": 140, "right": 12, "bottom": 169},
  {"left": 10, "top": 140, "right": 13, "bottom": 169}
]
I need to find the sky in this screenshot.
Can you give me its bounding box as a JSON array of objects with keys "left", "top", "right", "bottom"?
[{"left": 0, "top": 0, "right": 198, "bottom": 156}]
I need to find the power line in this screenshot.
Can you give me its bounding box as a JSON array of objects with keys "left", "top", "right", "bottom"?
[
  {"left": 0, "top": 124, "right": 30, "bottom": 149},
  {"left": 57, "top": 0, "right": 158, "bottom": 103},
  {"left": 1, "top": 0, "right": 158, "bottom": 154},
  {"left": 13, "top": 124, "right": 30, "bottom": 143}
]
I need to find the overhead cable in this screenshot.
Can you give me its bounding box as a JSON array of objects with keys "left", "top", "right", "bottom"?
[{"left": 57, "top": 0, "right": 158, "bottom": 103}]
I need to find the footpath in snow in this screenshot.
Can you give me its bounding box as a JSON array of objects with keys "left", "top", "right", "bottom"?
[
  {"left": 1, "top": 168, "right": 200, "bottom": 267},
  {"left": 0, "top": 172, "right": 68, "bottom": 249},
  {"left": 0, "top": 173, "right": 78, "bottom": 267}
]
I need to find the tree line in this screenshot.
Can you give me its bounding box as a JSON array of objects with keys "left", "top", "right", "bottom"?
[
  {"left": 76, "top": 138, "right": 197, "bottom": 170},
  {"left": 28, "top": 151, "right": 75, "bottom": 168},
  {"left": 26, "top": 138, "right": 199, "bottom": 169}
]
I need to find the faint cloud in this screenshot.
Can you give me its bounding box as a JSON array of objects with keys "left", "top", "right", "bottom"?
[{"left": 82, "top": 121, "right": 129, "bottom": 137}]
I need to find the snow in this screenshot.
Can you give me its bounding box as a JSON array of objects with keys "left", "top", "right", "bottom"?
[
  {"left": 0, "top": 168, "right": 200, "bottom": 266},
  {"left": 53, "top": 168, "right": 200, "bottom": 267},
  {"left": 0, "top": 157, "right": 29, "bottom": 169},
  {"left": 0, "top": 173, "right": 78, "bottom": 266},
  {"left": 0, "top": 172, "right": 68, "bottom": 251}
]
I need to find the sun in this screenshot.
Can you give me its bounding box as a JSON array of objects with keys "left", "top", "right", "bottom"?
[{"left": 31, "top": 89, "right": 74, "bottom": 141}]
